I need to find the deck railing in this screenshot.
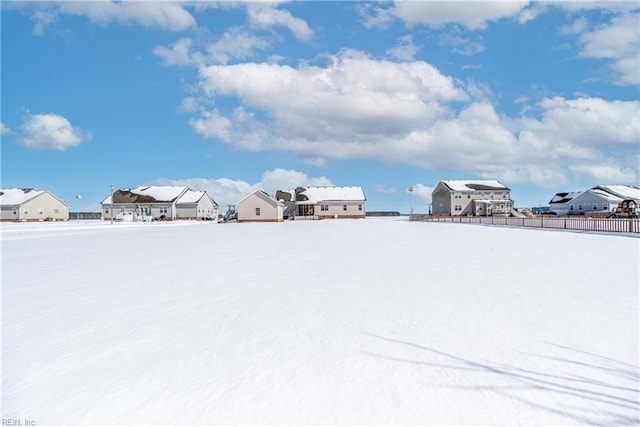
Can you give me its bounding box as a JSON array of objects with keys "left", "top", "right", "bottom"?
[{"left": 409, "top": 215, "right": 640, "bottom": 234}]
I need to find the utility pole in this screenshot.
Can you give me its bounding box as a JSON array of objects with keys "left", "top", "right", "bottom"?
[{"left": 110, "top": 185, "right": 114, "bottom": 225}]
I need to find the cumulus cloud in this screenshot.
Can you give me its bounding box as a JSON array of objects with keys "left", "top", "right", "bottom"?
[
  {"left": 0, "top": 123, "right": 10, "bottom": 135},
  {"left": 247, "top": 3, "right": 313, "bottom": 41},
  {"left": 410, "top": 184, "right": 434, "bottom": 205},
  {"left": 576, "top": 12, "right": 640, "bottom": 85},
  {"left": 21, "top": 113, "right": 91, "bottom": 151},
  {"left": 57, "top": 2, "right": 196, "bottom": 32},
  {"left": 192, "top": 49, "right": 466, "bottom": 156},
  {"left": 390, "top": 1, "right": 530, "bottom": 30},
  {"left": 151, "top": 168, "right": 333, "bottom": 209},
  {"left": 187, "top": 47, "right": 639, "bottom": 188}
]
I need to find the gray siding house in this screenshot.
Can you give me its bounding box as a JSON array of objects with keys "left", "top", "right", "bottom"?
[{"left": 431, "top": 180, "right": 513, "bottom": 216}]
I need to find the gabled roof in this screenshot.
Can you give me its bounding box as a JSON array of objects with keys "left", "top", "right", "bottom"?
[
  {"left": 549, "top": 191, "right": 582, "bottom": 204},
  {"left": 102, "top": 186, "right": 189, "bottom": 204},
  {"left": 593, "top": 185, "right": 640, "bottom": 202},
  {"left": 0, "top": 188, "right": 45, "bottom": 206},
  {"left": 237, "top": 190, "right": 284, "bottom": 208},
  {"left": 176, "top": 190, "right": 218, "bottom": 207},
  {"left": 295, "top": 186, "right": 366, "bottom": 204},
  {"left": 0, "top": 188, "right": 67, "bottom": 207},
  {"left": 440, "top": 180, "right": 510, "bottom": 192},
  {"left": 576, "top": 189, "right": 624, "bottom": 204}
]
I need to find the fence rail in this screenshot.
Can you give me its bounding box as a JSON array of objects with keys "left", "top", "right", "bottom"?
[{"left": 410, "top": 215, "right": 640, "bottom": 234}]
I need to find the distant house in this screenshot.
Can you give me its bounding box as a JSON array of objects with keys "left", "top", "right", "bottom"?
[
  {"left": 0, "top": 188, "right": 69, "bottom": 222},
  {"left": 293, "top": 186, "right": 366, "bottom": 219},
  {"left": 176, "top": 190, "right": 218, "bottom": 220},
  {"left": 431, "top": 180, "right": 514, "bottom": 216},
  {"left": 101, "top": 186, "right": 218, "bottom": 221},
  {"left": 237, "top": 190, "right": 284, "bottom": 222},
  {"left": 549, "top": 185, "right": 640, "bottom": 216},
  {"left": 548, "top": 191, "right": 582, "bottom": 216}
]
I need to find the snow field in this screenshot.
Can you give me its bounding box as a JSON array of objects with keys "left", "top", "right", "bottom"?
[{"left": 1, "top": 219, "right": 638, "bottom": 425}]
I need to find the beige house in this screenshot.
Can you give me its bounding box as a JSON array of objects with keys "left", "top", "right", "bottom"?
[
  {"left": 237, "top": 190, "right": 284, "bottom": 222},
  {"left": 0, "top": 188, "right": 69, "bottom": 222},
  {"left": 294, "top": 186, "right": 366, "bottom": 219},
  {"left": 101, "top": 186, "right": 217, "bottom": 221},
  {"left": 431, "top": 180, "right": 514, "bottom": 216}
]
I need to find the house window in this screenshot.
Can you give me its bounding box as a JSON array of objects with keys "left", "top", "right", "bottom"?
[
  {"left": 12, "top": 208, "right": 17, "bottom": 215},
  {"left": 321, "top": 204, "right": 329, "bottom": 211},
  {"left": 454, "top": 192, "right": 462, "bottom": 199},
  {"left": 343, "top": 204, "right": 347, "bottom": 211},
  {"left": 23, "top": 209, "right": 29, "bottom": 215},
  {"left": 255, "top": 207, "right": 261, "bottom": 216},
  {"left": 159, "top": 206, "right": 168, "bottom": 214},
  {"left": 358, "top": 204, "right": 363, "bottom": 211},
  {"left": 593, "top": 203, "right": 598, "bottom": 210},
  {"left": 38, "top": 209, "right": 44, "bottom": 216},
  {"left": 490, "top": 192, "right": 494, "bottom": 199},
  {"left": 603, "top": 203, "right": 608, "bottom": 210},
  {"left": 454, "top": 204, "right": 462, "bottom": 211},
  {"left": 502, "top": 192, "right": 506, "bottom": 198},
  {"left": 578, "top": 204, "right": 583, "bottom": 211},
  {"left": 570, "top": 205, "right": 574, "bottom": 211},
  {"left": 105, "top": 208, "right": 110, "bottom": 214},
  {"left": 467, "top": 192, "right": 471, "bottom": 198}
]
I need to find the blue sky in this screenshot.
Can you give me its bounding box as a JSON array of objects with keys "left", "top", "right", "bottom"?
[{"left": 1, "top": 1, "right": 639, "bottom": 213}]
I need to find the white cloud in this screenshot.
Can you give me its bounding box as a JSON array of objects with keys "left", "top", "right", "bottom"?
[
  {"left": 205, "top": 27, "right": 270, "bottom": 64},
  {"left": 0, "top": 123, "right": 10, "bottom": 135},
  {"left": 21, "top": 113, "right": 91, "bottom": 151},
  {"left": 576, "top": 12, "right": 640, "bottom": 85},
  {"left": 260, "top": 168, "right": 333, "bottom": 193},
  {"left": 247, "top": 3, "right": 313, "bottom": 41},
  {"left": 151, "top": 168, "right": 333, "bottom": 210},
  {"left": 391, "top": 1, "right": 530, "bottom": 30},
  {"left": 386, "top": 35, "right": 419, "bottom": 61},
  {"left": 194, "top": 49, "right": 467, "bottom": 156},
  {"left": 410, "top": 184, "right": 434, "bottom": 205},
  {"left": 358, "top": 3, "right": 396, "bottom": 30},
  {"left": 185, "top": 47, "right": 637, "bottom": 189},
  {"left": 57, "top": 2, "right": 196, "bottom": 32},
  {"left": 154, "top": 38, "right": 196, "bottom": 66}
]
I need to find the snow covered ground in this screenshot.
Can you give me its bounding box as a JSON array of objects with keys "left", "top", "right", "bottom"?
[{"left": 2, "top": 219, "right": 639, "bottom": 425}]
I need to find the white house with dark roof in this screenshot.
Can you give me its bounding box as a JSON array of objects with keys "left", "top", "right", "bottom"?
[
  {"left": 548, "top": 191, "right": 582, "bottom": 216},
  {"left": 0, "top": 188, "right": 69, "bottom": 222},
  {"left": 431, "top": 180, "right": 514, "bottom": 216},
  {"left": 549, "top": 185, "right": 640, "bottom": 216},
  {"left": 237, "top": 190, "right": 284, "bottom": 222},
  {"left": 294, "top": 186, "right": 366, "bottom": 219},
  {"left": 101, "top": 186, "right": 217, "bottom": 221}
]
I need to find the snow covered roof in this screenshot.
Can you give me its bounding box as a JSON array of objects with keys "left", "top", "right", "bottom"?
[
  {"left": 441, "top": 180, "right": 509, "bottom": 192},
  {"left": 584, "top": 189, "right": 624, "bottom": 203},
  {"left": 237, "top": 190, "right": 284, "bottom": 207},
  {"left": 594, "top": 185, "right": 640, "bottom": 201},
  {"left": 549, "top": 191, "right": 582, "bottom": 204},
  {"left": 103, "top": 186, "right": 188, "bottom": 204},
  {"left": 0, "top": 188, "right": 46, "bottom": 206},
  {"left": 295, "top": 186, "right": 366, "bottom": 204},
  {"left": 176, "top": 190, "right": 217, "bottom": 206}
]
